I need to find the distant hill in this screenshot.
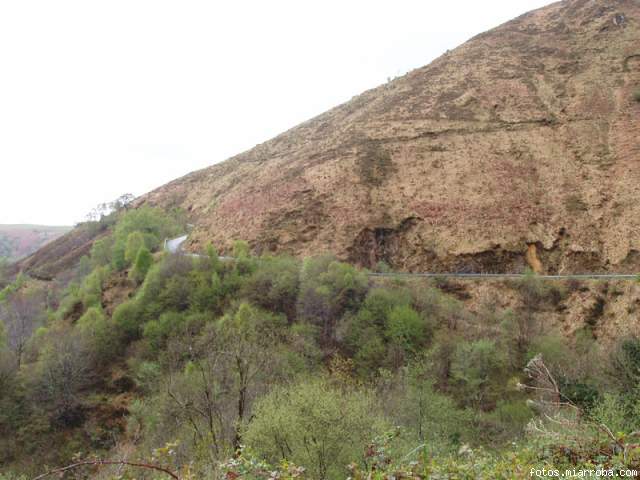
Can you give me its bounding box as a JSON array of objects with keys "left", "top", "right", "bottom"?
[{"left": 0, "top": 224, "right": 71, "bottom": 262}]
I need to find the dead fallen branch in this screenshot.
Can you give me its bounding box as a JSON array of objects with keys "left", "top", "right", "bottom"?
[{"left": 32, "top": 459, "right": 180, "bottom": 480}]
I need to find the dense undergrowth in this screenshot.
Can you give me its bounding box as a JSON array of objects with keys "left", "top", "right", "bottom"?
[{"left": 2, "top": 208, "right": 640, "bottom": 479}]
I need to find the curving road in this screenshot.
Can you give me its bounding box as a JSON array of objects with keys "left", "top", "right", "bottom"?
[{"left": 368, "top": 272, "right": 639, "bottom": 280}]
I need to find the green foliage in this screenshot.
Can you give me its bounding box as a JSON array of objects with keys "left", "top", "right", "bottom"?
[
  {"left": 344, "top": 287, "right": 430, "bottom": 375},
  {"left": 451, "top": 339, "right": 508, "bottom": 408},
  {"left": 114, "top": 206, "right": 180, "bottom": 247},
  {"left": 480, "top": 400, "right": 533, "bottom": 441},
  {"left": 206, "top": 242, "right": 221, "bottom": 272},
  {"left": 78, "top": 265, "right": 109, "bottom": 308},
  {"left": 0, "top": 320, "right": 6, "bottom": 349},
  {"left": 109, "top": 206, "right": 181, "bottom": 271},
  {"left": 242, "top": 255, "right": 300, "bottom": 319},
  {"left": 633, "top": 89, "right": 640, "bottom": 103},
  {"left": 233, "top": 240, "right": 251, "bottom": 259},
  {"left": 129, "top": 246, "right": 153, "bottom": 284},
  {"left": 124, "top": 231, "right": 146, "bottom": 265},
  {"left": 143, "top": 311, "right": 187, "bottom": 352},
  {"left": 77, "top": 306, "right": 120, "bottom": 362},
  {"left": 374, "top": 261, "right": 392, "bottom": 273},
  {"left": 589, "top": 393, "right": 631, "bottom": 435},
  {"left": 610, "top": 336, "right": 640, "bottom": 392},
  {"left": 76, "top": 255, "right": 92, "bottom": 279},
  {"left": 7, "top": 208, "right": 640, "bottom": 479},
  {"left": 398, "top": 368, "right": 475, "bottom": 451},
  {"left": 0, "top": 257, "right": 8, "bottom": 287},
  {"left": 385, "top": 305, "right": 428, "bottom": 352},
  {"left": 297, "top": 256, "right": 369, "bottom": 344},
  {"left": 89, "top": 236, "right": 113, "bottom": 267},
  {"left": 112, "top": 300, "right": 142, "bottom": 341},
  {"left": 111, "top": 240, "right": 127, "bottom": 270},
  {"left": 189, "top": 268, "right": 223, "bottom": 313},
  {"left": 244, "top": 378, "right": 389, "bottom": 480}
]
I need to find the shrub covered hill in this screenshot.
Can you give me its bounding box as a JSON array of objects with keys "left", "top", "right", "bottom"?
[{"left": 4, "top": 0, "right": 640, "bottom": 479}]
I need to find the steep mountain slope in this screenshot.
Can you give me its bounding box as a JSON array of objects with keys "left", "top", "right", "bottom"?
[
  {"left": 137, "top": 0, "right": 640, "bottom": 274},
  {"left": 0, "top": 224, "right": 70, "bottom": 261}
]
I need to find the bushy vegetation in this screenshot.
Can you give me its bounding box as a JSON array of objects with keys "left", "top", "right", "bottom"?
[
  {"left": 1, "top": 208, "right": 640, "bottom": 479},
  {"left": 633, "top": 89, "right": 640, "bottom": 103}
]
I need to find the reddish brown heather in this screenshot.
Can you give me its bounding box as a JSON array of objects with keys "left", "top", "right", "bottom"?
[
  {"left": 27, "top": 0, "right": 640, "bottom": 277},
  {"left": 138, "top": 0, "right": 640, "bottom": 274}
]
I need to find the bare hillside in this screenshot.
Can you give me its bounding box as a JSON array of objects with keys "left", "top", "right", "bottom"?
[{"left": 137, "top": 0, "right": 640, "bottom": 274}]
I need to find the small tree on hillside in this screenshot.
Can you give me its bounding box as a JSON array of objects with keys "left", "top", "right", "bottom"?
[
  {"left": 244, "top": 378, "right": 389, "bottom": 480},
  {"left": 125, "top": 231, "right": 146, "bottom": 265},
  {"left": 0, "top": 290, "right": 44, "bottom": 368},
  {"left": 130, "top": 247, "right": 153, "bottom": 284}
]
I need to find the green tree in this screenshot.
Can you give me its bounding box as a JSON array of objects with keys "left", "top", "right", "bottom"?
[
  {"left": 125, "top": 231, "right": 146, "bottom": 265},
  {"left": 297, "top": 256, "right": 368, "bottom": 345},
  {"left": 112, "top": 300, "right": 142, "bottom": 341},
  {"left": 114, "top": 206, "right": 179, "bottom": 247},
  {"left": 452, "top": 339, "right": 508, "bottom": 408},
  {"left": 79, "top": 266, "right": 108, "bottom": 308},
  {"left": 217, "top": 302, "right": 287, "bottom": 448},
  {"left": 206, "top": 242, "right": 221, "bottom": 273},
  {"left": 244, "top": 378, "right": 389, "bottom": 480},
  {"left": 385, "top": 305, "right": 429, "bottom": 353},
  {"left": 232, "top": 240, "right": 250, "bottom": 259},
  {"left": 399, "top": 365, "right": 474, "bottom": 450},
  {"left": 242, "top": 255, "right": 300, "bottom": 320},
  {"left": 609, "top": 336, "right": 640, "bottom": 393},
  {"left": 77, "top": 306, "right": 119, "bottom": 362},
  {"left": 129, "top": 246, "right": 153, "bottom": 284},
  {"left": 111, "top": 241, "right": 127, "bottom": 270},
  {"left": 142, "top": 311, "right": 186, "bottom": 352},
  {"left": 90, "top": 236, "right": 114, "bottom": 267}
]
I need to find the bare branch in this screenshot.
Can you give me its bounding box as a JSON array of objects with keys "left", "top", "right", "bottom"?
[{"left": 32, "top": 459, "right": 180, "bottom": 480}]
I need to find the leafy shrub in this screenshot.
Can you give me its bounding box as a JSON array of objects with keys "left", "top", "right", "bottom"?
[
  {"left": 89, "top": 236, "right": 114, "bottom": 267},
  {"left": 79, "top": 266, "right": 109, "bottom": 308},
  {"left": 633, "top": 89, "right": 640, "bottom": 103},
  {"left": 242, "top": 255, "right": 300, "bottom": 320},
  {"left": 143, "top": 311, "right": 187, "bottom": 352},
  {"left": 297, "top": 256, "right": 369, "bottom": 345},
  {"left": 114, "top": 206, "right": 180, "bottom": 247},
  {"left": 398, "top": 369, "right": 475, "bottom": 450},
  {"left": 129, "top": 246, "right": 153, "bottom": 284},
  {"left": 124, "top": 231, "right": 146, "bottom": 265},
  {"left": 385, "top": 305, "right": 429, "bottom": 352},
  {"left": 341, "top": 287, "right": 412, "bottom": 374},
  {"left": 76, "top": 306, "right": 120, "bottom": 362},
  {"left": 233, "top": 240, "right": 251, "bottom": 258},
  {"left": 244, "top": 378, "right": 389, "bottom": 480},
  {"left": 112, "top": 300, "right": 142, "bottom": 341},
  {"left": 451, "top": 339, "right": 508, "bottom": 408},
  {"left": 609, "top": 336, "right": 640, "bottom": 392}
]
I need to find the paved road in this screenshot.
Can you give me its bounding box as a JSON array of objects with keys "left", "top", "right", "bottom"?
[
  {"left": 368, "top": 272, "right": 639, "bottom": 280},
  {"left": 164, "top": 235, "right": 188, "bottom": 253}
]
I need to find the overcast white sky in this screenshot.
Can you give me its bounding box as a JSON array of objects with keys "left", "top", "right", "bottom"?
[{"left": 0, "top": 0, "right": 554, "bottom": 226}]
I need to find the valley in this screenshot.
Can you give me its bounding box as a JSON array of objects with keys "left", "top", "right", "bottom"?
[{"left": 1, "top": 0, "right": 640, "bottom": 478}]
